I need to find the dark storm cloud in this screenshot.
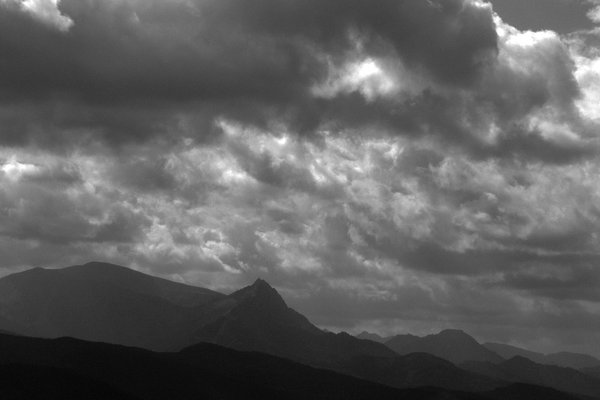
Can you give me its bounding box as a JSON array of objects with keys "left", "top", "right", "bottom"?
[
  {"left": 0, "top": 0, "right": 498, "bottom": 147},
  {"left": 1, "top": 0, "right": 593, "bottom": 166}
]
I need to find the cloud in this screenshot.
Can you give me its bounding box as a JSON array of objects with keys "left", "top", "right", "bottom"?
[
  {"left": 587, "top": 0, "right": 600, "bottom": 23},
  {"left": 1, "top": 0, "right": 73, "bottom": 31},
  {"left": 0, "top": 0, "right": 499, "bottom": 148}
]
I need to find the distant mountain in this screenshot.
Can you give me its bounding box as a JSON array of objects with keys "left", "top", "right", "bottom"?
[
  {"left": 484, "top": 342, "right": 600, "bottom": 369},
  {"left": 385, "top": 333, "right": 420, "bottom": 350},
  {"left": 582, "top": 366, "right": 600, "bottom": 380},
  {"left": 484, "top": 383, "right": 582, "bottom": 400},
  {"left": 483, "top": 342, "right": 546, "bottom": 363},
  {"left": 385, "top": 329, "right": 503, "bottom": 365},
  {"left": 544, "top": 353, "right": 600, "bottom": 370},
  {"left": 0, "top": 333, "right": 580, "bottom": 400},
  {"left": 0, "top": 262, "right": 225, "bottom": 350},
  {"left": 356, "top": 331, "right": 388, "bottom": 343},
  {"left": 462, "top": 356, "right": 600, "bottom": 399}
]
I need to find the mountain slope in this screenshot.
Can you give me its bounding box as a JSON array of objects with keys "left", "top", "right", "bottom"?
[
  {"left": 385, "top": 329, "right": 503, "bottom": 365},
  {"left": 582, "top": 366, "right": 600, "bottom": 379},
  {"left": 484, "top": 342, "right": 600, "bottom": 369},
  {"left": 190, "top": 279, "right": 501, "bottom": 392},
  {"left": 0, "top": 332, "right": 581, "bottom": 400},
  {"left": 0, "top": 262, "right": 224, "bottom": 350},
  {"left": 385, "top": 333, "right": 421, "bottom": 351},
  {"left": 1, "top": 364, "right": 140, "bottom": 400},
  {"left": 544, "top": 353, "right": 600, "bottom": 370},
  {"left": 356, "top": 331, "right": 388, "bottom": 343},
  {"left": 462, "top": 356, "right": 600, "bottom": 399},
  {"left": 192, "top": 279, "right": 395, "bottom": 367},
  {"left": 0, "top": 332, "right": 496, "bottom": 400}
]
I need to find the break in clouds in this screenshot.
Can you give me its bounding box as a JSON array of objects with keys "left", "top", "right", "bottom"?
[{"left": 1, "top": 0, "right": 600, "bottom": 355}]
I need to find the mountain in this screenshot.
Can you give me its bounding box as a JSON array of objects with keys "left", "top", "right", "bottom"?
[
  {"left": 483, "top": 342, "right": 546, "bottom": 363},
  {"left": 484, "top": 342, "right": 600, "bottom": 369},
  {"left": 462, "top": 356, "right": 600, "bottom": 399},
  {"left": 0, "top": 262, "right": 225, "bottom": 350},
  {"left": 0, "top": 332, "right": 580, "bottom": 400},
  {"left": 544, "top": 353, "right": 600, "bottom": 370},
  {"left": 583, "top": 366, "right": 600, "bottom": 380},
  {"left": 484, "top": 383, "right": 583, "bottom": 400},
  {"left": 1, "top": 364, "right": 140, "bottom": 400},
  {"left": 385, "top": 333, "right": 421, "bottom": 350},
  {"left": 356, "top": 331, "right": 388, "bottom": 343},
  {"left": 0, "top": 332, "right": 403, "bottom": 400},
  {"left": 192, "top": 279, "right": 396, "bottom": 367},
  {"left": 0, "top": 263, "right": 504, "bottom": 393},
  {"left": 336, "top": 351, "right": 502, "bottom": 392},
  {"left": 385, "top": 329, "right": 504, "bottom": 365},
  {"left": 183, "top": 278, "right": 503, "bottom": 392}
]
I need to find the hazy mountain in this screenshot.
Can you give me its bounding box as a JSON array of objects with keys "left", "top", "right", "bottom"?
[
  {"left": 462, "top": 356, "right": 600, "bottom": 399},
  {"left": 0, "top": 332, "right": 581, "bottom": 400},
  {"left": 385, "top": 333, "right": 421, "bottom": 351},
  {"left": 484, "top": 342, "right": 600, "bottom": 369},
  {"left": 356, "top": 331, "right": 388, "bottom": 343},
  {"left": 483, "top": 342, "right": 546, "bottom": 363},
  {"left": 484, "top": 383, "right": 582, "bottom": 400},
  {"left": 0, "top": 262, "right": 225, "bottom": 350},
  {"left": 385, "top": 329, "right": 503, "bottom": 365},
  {"left": 582, "top": 366, "right": 600, "bottom": 380},
  {"left": 544, "top": 353, "right": 600, "bottom": 370}
]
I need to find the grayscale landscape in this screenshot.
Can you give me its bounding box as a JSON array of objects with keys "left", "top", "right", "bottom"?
[{"left": 1, "top": 0, "right": 599, "bottom": 399}]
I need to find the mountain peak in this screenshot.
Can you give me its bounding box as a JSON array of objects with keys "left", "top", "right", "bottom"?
[
  {"left": 230, "top": 278, "right": 286, "bottom": 308},
  {"left": 251, "top": 278, "right": 272, "bottom": 289},
  {"left": 436, "top": 329, "right": 475, "bottom": 341},
  {"left": 504, "top": 355, "right": 539, "bottom": 367}
]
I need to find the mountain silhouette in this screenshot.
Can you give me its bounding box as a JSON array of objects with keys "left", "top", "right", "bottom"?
[
  {"left": 189, "top": 279, "right": 502, "bottom": 391},
  {"left": 0, "top": 332, "right": 581, "bottom": 400},
  {"left": 0, "top": 263, "right": 506, "bottom": 393},
  {"left": 356, "top": 331, "right": 388, "bottom": 343},
  {"left": 484, "top": 342, "right": 600, "bottom": 369},
  {"left": 384, "top": 333, "right": 421, "bottom": 350},
  {"left": 462, "top": 355, "right": 600, "bottom": 399},
  {"left": 583, "top": 366, "right": 600, "bottom": 380},
  {"left": 192, "top": 278, "right": 396, "bottom": 367},
  {"left": 385, "top": 329, "right": 503, "bottom": 365},
  {"left": 0, "top": 262, "right": 224, "bottom": 350}
]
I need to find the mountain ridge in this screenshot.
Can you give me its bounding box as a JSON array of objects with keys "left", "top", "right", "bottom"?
[
  {"left": 384, "top": 329, "right": 503, "bottom": 365},
  {"left": 0, "top": 332, "right": 582, "bottom": 400},
  {"left": 461, "top": 355, "right": 600, "bottom": 399},
  {"left": 484, "top": 342, "right": 600, "bottom": 369}
]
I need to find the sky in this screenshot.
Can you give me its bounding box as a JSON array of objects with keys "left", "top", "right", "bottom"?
[{"left": 0, "top": 0, "right": 600, "bottom": 356}]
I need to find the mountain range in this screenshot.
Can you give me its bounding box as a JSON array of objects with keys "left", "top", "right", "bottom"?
[
  {"left": 483, "top": 342, "right": 600, "bottom": 369},
  {"left": 1, "top": 261, "right": 599, "bottom": 399},
  {"left": 385, "top": 330, "right": 504, "bottom": 364},
  {"left": 0, "top": 331, "right": 585, "bottom": 400}
]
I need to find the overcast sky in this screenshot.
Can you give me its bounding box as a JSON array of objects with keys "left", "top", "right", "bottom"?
[{"left": 1, "top": 0, "right": 600, "bottom": 356}]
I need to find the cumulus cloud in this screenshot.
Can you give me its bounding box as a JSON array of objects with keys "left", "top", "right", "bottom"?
[{"left": 0, "top": 0, "right": 72, "bottom": 31}]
